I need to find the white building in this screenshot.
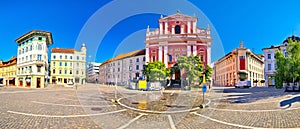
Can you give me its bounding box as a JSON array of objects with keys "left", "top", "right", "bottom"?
[
  {"left": 74, "top": 44, "right": 87, "bottom": 84},
  {"left": 87, "top": 62, "right": 101, "bottom": 76},
  {"left": 262, "top": 35, "right": 300, "bottom": 86},
  {"left": 15, "top": 30, "right": 53, "bottom": 88},
  {"left": 99, "top": 49, "right": 145, "bottom": 85}
]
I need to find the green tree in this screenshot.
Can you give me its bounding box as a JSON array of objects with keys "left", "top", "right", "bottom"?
[
  {"left": 177, "top": 56, "right": 204, "bottom": 86},
  {"left": 202, "top": 65, "right": 212, "bottom": 84},
  {"left": 142, "top": 61, "right": 170, "bottom": 82},
  {"left": 275, "top": 50, "right": 289, "bottom": 88},
  {"left": 275, "top": 38, "right": 300, "bottom": 88},
  {"left": 286, "top": 39, "right": 300, "bottom": 83}
]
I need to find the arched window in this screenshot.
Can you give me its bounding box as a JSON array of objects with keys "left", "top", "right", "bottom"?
[{"left": 175, "top": 25, "right": 181, "bottom": 34}]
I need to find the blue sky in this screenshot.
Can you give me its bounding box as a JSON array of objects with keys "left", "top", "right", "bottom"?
[{"left": 1, "top": 0, "right": 300, "bottom": 63}]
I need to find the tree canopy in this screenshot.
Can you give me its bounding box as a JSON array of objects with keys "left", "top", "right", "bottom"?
[
  {"left": 142, "top": 61, "right": 170, "bottom": 82},
  {"left": 176, "top": 55, "right": 212, "bottom": 86},
  {"left": 275, "top": 39, "right": 300, "bottom": 88}
]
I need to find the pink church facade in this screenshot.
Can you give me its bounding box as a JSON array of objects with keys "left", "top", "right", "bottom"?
[{"left": 145, "top": 13, "right": 212, "bottom": 69}]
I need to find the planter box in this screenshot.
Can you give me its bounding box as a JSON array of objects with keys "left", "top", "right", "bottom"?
[
  {"left": 149, "top": 82, "right": 162, "bottom": 91},
  {"left": 283, "top": 83, "right": 287, "bottom": 87},
  {"left": 294, "top": 85, "right": 300, "bottom": 91}
]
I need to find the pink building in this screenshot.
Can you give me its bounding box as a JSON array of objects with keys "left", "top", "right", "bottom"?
[{"left": 145, "top": 13, "right": 212, "bottom": 72}]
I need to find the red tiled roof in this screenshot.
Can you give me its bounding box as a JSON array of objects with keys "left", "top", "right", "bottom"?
[
  {"left": 0, "top": 56, "right": 17, "bottom": 68},
  {"left": 51, "top": 48, "right": 75, "bottom": 53},
  {"left": 99, "top": 49, "right": 145, "bottom": 67}
]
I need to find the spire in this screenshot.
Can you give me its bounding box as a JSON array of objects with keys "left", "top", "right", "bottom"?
[
  {"left": 207, "top": 24, "right": 210, "bottom": 30},
  {"left": 147, "top": 25, "right": 150, "bottom": 33},
  {"left": 176, "top": 10, "right": 180, "bottom": 14},
  {"left": 81, "top": 43, "right": 87, "bottom": 52},
  {"left": 193, "top": 13, "right": 196, "bottom": 18},
  {"left": 160, "top": 14, "right": 163, "bottom": 19},
  {"left": 239, "top": 40, "right": 244, "bottom": 48}
]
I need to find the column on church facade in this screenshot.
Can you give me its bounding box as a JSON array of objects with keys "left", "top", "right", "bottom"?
[
  {"left": 187, "top": 21, "right": 191, "bottom": 34},
  {"left": 159, "top": 46, "right": 163, "bottom": 62},
  {"left": 164, "top": 45, "right": 168, "bottom": 67},
  {"left": 146, "top": 47, "right": 149, "bottom": 63},
  {"left": 164, "top": 22, "right": 168, "bottom": 34},
  {"left": 187, "top": 45, "right": 191, "bottom": 56},
  {"left": 171, "top": 26, "right": 175, "bottom": 34},
  {"left": 159, "top": 22, "right": 163, "bottom": 34},
  {"left": 193, "top": 45, "right": 197, "bottom": 56},
  {"left": 193, "top": 21, "right": 197, "bottom": 33},
  {"left": 181, "top": 25, "right": 185, "bottom": 34}
]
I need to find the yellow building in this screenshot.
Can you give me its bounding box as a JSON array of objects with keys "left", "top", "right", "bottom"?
[
  {"left": 50, "top": 44, "right": 86, "bottom": 85},
  {"left": 15, "top": 30, "right": 53, "bottom": 88},
  {"left": 0, "top": 56, "right": 17, "bottom": 86}
]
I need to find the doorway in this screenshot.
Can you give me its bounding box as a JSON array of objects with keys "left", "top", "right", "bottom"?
[
  {"left": 19, "top": 80, "right": 23, "bottom": 87},
  {"left": 37, "top": 78, "right": 41, "bottom": 88},
  {"left": 175, "top": 70, "right": 181, "bottom": 80},
  {"left": 9, "top": 78, "right": 15, "bottom": 86},
  {"left": 26, "top": 77, "right": 31, "bottom": 87}
]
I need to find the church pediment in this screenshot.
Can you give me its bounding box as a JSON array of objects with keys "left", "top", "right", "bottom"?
[{"left": 159, "top": 13, "right": 196, "bottom": 22}]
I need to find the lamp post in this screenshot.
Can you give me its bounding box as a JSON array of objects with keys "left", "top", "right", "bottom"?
[
  {"left": 5, "top": 73, "right": 8, "bottom": 87},
  {"left": 111, "top": 78, "right": 118, "bottom": 103}
]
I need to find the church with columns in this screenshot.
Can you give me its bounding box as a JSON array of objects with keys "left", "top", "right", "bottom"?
[
  {"left": 98, "top": 12, "right": 213, "bottom": 85},
  {"left": 145, "top": 13, "right": 212, "bottom": 69}
]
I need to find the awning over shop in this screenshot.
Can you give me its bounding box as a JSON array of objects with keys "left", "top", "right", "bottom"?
[
  {"left": 9, "top": 77, "right": 15, "bottom": 80},
  {"left": 0, "top": 78, "right": 3, "bottom": 80}
]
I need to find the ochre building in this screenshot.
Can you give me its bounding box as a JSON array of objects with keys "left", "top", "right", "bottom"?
[
  {"left": 0, "top": 56, "right": 17, "bottom": 86},
  {"left": 213, "top": 41, "right": 264, "bottom": 87},
  {"left": 50, "top": 44, "right": 87, "bottom": 85}
]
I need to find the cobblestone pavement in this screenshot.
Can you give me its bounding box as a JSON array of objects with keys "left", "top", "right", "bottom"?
[{"left": 0, "top": 85, "right": 299, "bottom": 128}]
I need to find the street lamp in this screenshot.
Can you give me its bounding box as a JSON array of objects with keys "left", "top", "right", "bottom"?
[{"left": 111, "top": 77, "right": 118, "bottom": 103}]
